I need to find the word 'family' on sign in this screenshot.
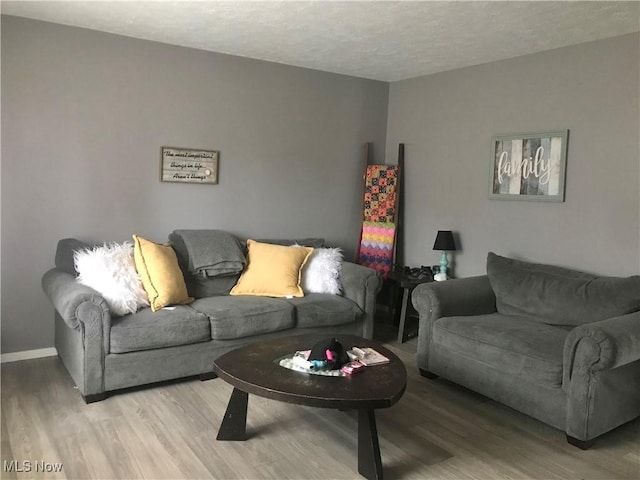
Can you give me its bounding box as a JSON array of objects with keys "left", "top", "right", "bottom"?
[{"left": 497, "top": 146, "right": 551, "bottom": 185}]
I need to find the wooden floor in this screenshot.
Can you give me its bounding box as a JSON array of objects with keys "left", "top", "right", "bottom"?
[{"left": 2, "top": 317, "right": 639, "bottom": 480}]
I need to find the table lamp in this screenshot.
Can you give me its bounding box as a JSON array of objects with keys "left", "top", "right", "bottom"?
[{"left": 433, "top": 230, "right": 457, "bottom": 279}]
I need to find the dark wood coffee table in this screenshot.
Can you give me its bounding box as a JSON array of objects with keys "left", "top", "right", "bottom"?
[{"left": 212, "top": 334, "right": 407, "bottom": 480}]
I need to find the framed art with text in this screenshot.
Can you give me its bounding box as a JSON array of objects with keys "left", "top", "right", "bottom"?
[
  {"left": 489, "top": 130, "right": 568, "bottom": 202},
  {"left": 161, "top": 147, "right": 219, "bottom": 184}
]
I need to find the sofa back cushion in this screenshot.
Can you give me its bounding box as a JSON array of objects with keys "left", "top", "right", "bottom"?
[
  {"left": 487, "top": 252, "right": 640, "bottom": 326},
  {"left": 170, "top": 233, "right": 324, "bottom": 298},
  {"left": 55, "top": 238, "right": 95, "bottom": 275},
  {"left": 242, "top": 237, "right": 325, "bottom": 250}
]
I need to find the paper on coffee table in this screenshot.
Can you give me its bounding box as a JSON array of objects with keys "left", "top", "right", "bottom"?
[{"left": 348, "top": 347, "right": 390, "bottom": 366}]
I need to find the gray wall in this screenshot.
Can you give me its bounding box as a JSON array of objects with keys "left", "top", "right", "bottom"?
[
  {"left": 386, "top": 33, "right": 640, "bottom": 278},
  {"left": 3, "top": 15, "right": 638, "bottom": 355},
  {"left": 1, "top": 16, "right": 389, "bottom": 353}
]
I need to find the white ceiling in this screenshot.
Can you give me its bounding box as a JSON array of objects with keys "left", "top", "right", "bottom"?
[{"left": 2, "top": 1, "right": 639, "bottom": 82}]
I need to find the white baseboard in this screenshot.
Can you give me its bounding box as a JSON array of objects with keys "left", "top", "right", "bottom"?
[{"left": 1, "top": 347, "right": 57, "bottom": 364}]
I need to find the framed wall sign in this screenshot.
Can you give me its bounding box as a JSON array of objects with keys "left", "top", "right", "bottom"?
[
  {"left": 489, "top": 130, "right": 568, "bottom": 202},
  {"left": 161, "top": 147, "right": 218, "bottom": 184}
]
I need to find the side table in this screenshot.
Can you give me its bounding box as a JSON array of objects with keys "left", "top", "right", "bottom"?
[{"left": 387, "top": 270, "right": 433, "bottom": 343}]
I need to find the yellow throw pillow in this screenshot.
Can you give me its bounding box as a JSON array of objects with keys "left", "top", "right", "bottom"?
[
  {"left": 133, "top": 235, "right": 193, "bottom": 312},
  {"left": 230, "top": 240, "right": 313, "bottom": 297}
]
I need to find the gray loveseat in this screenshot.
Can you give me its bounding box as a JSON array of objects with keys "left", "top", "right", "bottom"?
[
  {"left": 42, "top": 231, "right": 382, "bottom": 403},
  {"left": 412, "top": 252, "right": 640, "bottom": 449}
]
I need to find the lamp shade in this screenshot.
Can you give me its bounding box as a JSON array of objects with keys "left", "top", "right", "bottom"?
[{"left": 433, "top": 230, "right": 456, "bottom": 251}]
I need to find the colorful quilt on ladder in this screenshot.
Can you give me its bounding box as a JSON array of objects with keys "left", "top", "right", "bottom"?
[
  {"left": 358, "top": 221, "right": 396, "bottom": 278},
  {"left": 357, "top": 164, "right": 398, "bottom": 278},
  {"left": 363, "top": 165, "right": 398, "bottom": 223}
]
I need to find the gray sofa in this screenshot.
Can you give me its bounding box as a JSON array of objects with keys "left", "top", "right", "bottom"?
[
  {"left": 412, "top": 252, "right": 640, "bottom": 449},
  {"left": 42, "top": 232, "right": 382, "bottom": 403}
]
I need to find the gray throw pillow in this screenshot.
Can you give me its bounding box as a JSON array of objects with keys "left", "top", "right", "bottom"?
[{"left": 487, "top": 252, "right": 640, "bottom": 326}]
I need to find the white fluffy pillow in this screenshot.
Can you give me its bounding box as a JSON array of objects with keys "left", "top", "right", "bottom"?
[
  {"left": 299, "top": 247, "right": 343, "bottom": 295},
  {"left": 74, "top": 242, "right": 150, "bottom": 316}
]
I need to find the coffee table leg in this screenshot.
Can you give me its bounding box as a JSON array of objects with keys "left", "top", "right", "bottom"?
[
  {"left": 216, "top": 388, "right": 248, "bottom": 441},
  {"left": 358, "top": 409, "right": 383, "bottom": 480}
]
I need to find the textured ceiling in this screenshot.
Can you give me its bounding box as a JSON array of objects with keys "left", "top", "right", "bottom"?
[{"left": 2, "top": 1, "right": 639, "bottom": 81}]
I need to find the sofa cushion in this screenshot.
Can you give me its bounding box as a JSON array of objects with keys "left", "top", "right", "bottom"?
[
  {"left": 487, "top": 252, "right": 640, "bottom": 326},
  {"left": 300, "top": 248, "right": 344, "bottom": 295},
  {"left": 110, "top": 306, "right": 210, "bottom": 354},
  {"left": 74, "top": 242, "right": 150, "bottom": 316},
  {"left": 433, "top": 314, "right": 569, "bottom": 387},
  {"left": 285, "top": 294, "right": 362, "bottom": 328},
  {"left": 190, "top": 296, "right": 295, "bottom": 340},
  {"left": 133, "top": 235, "right": 194, "bottom": 311},
  {"left": 230, "top": 240, "right": 313, "bottom": 298}
]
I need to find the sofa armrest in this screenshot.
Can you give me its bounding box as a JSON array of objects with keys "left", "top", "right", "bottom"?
[
  {"left": 563, "top": 311, "right": 640, "bottom": 385},
  {"left": 412, "top": 275, "right": 496, "bottom": 371},
  {"left": 42, "top": 268, "right": 111, "bottom": 357},
  {"left": 42, "top": 268, "right": 111, "bottom": 331},
  {"left": 562, "top": 311, "right": 640, "bottom": 441},
  {"left": 42, "top": 268, "right": 111, "bottom": 397},
  {"left": 411, "top": 275, "right": 497, "bottom": 321},
  {"left": 340, "top": 262, "right": 383, "bottom": 339}
]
